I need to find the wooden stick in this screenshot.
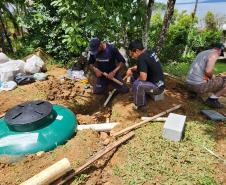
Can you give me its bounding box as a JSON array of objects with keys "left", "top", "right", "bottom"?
[
  {"left": 102, "top": 72, "right": 123, "bottom": 86},
  {"left": 55, "top": 132, "right": 134, "bottom": 185},
  {"left": 21, "top": 158, "right": 71, "bottom": 185},
  {"left": 111, "top": 104, "right": 182, "bottom": 137},
  {"left": 141, "top": 117, "right": 167, "bottom": 121},
  {"left": 203, "top": 146, "right": 226, "bottom": 165}
]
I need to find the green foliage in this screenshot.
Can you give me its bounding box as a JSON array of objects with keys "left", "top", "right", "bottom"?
[
  {"left": 153, "top": 2, "right": 167, "bottom": 11},
  {"left": 147, "top": 10, "right": 222, "bottom": 65},
  {"left": 15, "top": 1, "right": 222, "bottom": 66},
  {"left": 152, "top": 10, "right": 194, "bottom": 63},
  {"left": 205, "top": 11, "right": 217, "bottom": 31},
  {"left": 163, "top": 59, "right": 226, "bottom": 79},
  {"left": 163, "top": 61, "right": 190, "bottom": 79},
  {"left": 214, "top": 60, "right": 226, "bottom": 74},
  {"left": 17, "top": 0, "right": 146, "bottom": 63}
]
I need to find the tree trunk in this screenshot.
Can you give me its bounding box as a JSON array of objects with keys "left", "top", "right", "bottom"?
[
  {"left": 142, "top": 0, "right": 155, "bottom": 49},
  {"left": 0, "top": 10, "right": 14, "bottom": 53},
  {"left": 155, "top": 0, "right": 176, "bottom": 53},
  {"left": 192, "top": 0, "right": 198, "bottom": 21},
  {"left": 1, "top": 31, "right": 5, "bottom": 52}
]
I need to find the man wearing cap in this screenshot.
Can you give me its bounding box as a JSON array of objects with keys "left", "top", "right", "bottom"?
[
  {"left": 126, "top": 40, "right": 165, "bottom": 110},
  {"left": 88, "top": 38, "right": 129, "bottom": 94},
  {"left": 186, "top": 43, "right": 226, "bottom": 108}
]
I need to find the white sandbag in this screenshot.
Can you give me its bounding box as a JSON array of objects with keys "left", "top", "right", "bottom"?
[
  {"left": 25, "top": 55, "right": 44, "bottom": 74},
  {"left": 33, "top": 73, "right": 48, "bottom": 81},
  {"left": 0, "top": 70, "right": 14, "bottom": 82},
  {"left": 0, "top": 60, "right": 25, "bottom": 82},
  {"left": 0, "top": 81, "right": 17, "bottom": 91},
  {"left": 0, "top": 52, "right": 10, "bottom": 64}
]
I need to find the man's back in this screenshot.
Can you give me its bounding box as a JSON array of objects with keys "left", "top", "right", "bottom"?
[
  {"left": 137, "top": 50, "right": 165, "bottom": 88},
  {"left": 186, "top": 49, "right": 213, "bottom": 85}
]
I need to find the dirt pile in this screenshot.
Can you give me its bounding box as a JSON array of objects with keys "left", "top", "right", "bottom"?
[{"left": 46, "top": 77, "right": 92, "bottom": 101}]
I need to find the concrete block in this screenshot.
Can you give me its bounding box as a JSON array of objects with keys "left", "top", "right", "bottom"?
[
  {"left": 151, "top": 92, "right": 164, "bottom": 101},
  {"left": 163, "top": 113, "right": 186, "bottom": 141}
]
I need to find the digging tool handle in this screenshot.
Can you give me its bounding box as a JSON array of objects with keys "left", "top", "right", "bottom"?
[
  {"left": 55, "top": 132, "right": 134, "bottom": 185},
  {"left": 111, "top": 104, "right": 182, "bottom": 137},
  {"left": 103, "top": 89, "right": 117, "bottom": 107},
  {"left": 102, "top": 72, "right": 123, "bottom": 86},
  {"left": 21, "top": 158, "right": 71, "bottom": 185}
]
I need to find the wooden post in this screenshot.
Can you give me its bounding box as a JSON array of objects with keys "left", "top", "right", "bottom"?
[
  {"left": 55, "top": 132, "right": 134, "bottom": 185},
  {"left": 111, "top": 105, "right": 182, "bottom": 137},
  {"left": 20, "top": 158, "right": 71, "bottom": 185}
]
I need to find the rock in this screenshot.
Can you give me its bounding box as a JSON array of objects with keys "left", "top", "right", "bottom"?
[
  {"left": 100, "top": 132, "right": 108, "bottom": 140},
  {"left": 103, "top": 138, "right": 110, "bottom": 146},
  {"left": 36, "top": 151, "right": 44, "bottom": 157}
]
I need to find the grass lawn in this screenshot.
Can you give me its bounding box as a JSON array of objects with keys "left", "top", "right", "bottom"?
[
  {"left": 112, "top": 119, "right": 218, "bottom": 185},
  {"left": 163, "top": 59, "right": 226, "bottom": 79}
]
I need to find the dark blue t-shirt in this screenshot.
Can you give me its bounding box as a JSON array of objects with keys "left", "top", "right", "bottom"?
[
  {"left": 88, "top": 44, "right": 125, "bottom": 73},
  {"left": 137, "top": 50, "right": 165, "bottom": 88}
]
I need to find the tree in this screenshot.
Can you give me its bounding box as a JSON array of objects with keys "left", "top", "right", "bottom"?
[
  {"left": 183, "top": 0, "right": 198, "bottom": 56},
  {"left": 142, "top": 0, "right": 155, "bottom": 48},
  {"left": 0, "top": 9, "right": 13, "bottom": 52},
  {"left": 0, "top": 0, "right": 26, "bottom": 53},
  {"left": 205, "top": 11, "right": 217, "bottom": 31},
  {"left": 155, "top": 0, "right": 176, "bottom": 53}
]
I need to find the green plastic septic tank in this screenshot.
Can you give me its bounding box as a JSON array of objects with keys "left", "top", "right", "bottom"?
[{"left": 0, "top": 104, "right": 77, "bottom": 155}]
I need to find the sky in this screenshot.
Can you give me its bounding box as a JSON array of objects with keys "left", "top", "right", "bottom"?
[{"left": 155, "top": 0, "right": 226, "bottom": 26}]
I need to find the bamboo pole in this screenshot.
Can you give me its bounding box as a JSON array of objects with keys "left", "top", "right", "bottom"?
[{"left": 111, "top": 104, "right": 182, "bottom": 137}]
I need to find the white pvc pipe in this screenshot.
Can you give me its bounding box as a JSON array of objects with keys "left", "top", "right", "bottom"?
[{"left": 77, "top": 122, "right": 118, "bottom": 132}]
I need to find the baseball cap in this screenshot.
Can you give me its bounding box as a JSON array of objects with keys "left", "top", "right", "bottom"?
[
  {"left": 89, "top": 38, "right": 101, "bottom": 55},
  {"left": 215, "top": 43, "right": 225, "bottom": 57}
]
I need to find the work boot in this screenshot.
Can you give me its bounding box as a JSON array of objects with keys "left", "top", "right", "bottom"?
[{"left": 205, "top": 98, "right": 225, "bottom": 109}]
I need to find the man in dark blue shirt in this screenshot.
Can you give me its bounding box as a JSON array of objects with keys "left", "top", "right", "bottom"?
[
  {"left": 88, "top": 38, "right": 129, "bottom": 94},
  {"left": 126, "top": 40, "right": 165, "bottom": 110}
]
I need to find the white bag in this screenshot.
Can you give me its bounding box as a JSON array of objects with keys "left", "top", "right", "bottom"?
[
  {"left": 33, "top": 72, "right": 48, "bottom": 81},
  {"left": 0, "top": 60, "right": 25, "bottom": 82},
  {"left": 0, "top": 81, "right": 17, "bottom": 91},
  {"left": 25, "top": 55, "right": 44, "bottom": 74},
  {"left": 0, "top": 52, "right": 10, "bottom": 64}
]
